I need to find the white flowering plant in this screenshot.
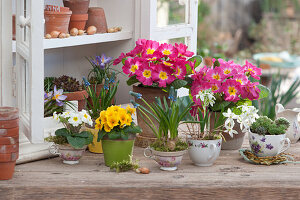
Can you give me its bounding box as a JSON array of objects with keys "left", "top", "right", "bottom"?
[
  {"left": 184, "top": 89, "right": 259, "bottom": 140},
  {"left": 45, "top": 110, "right": 94, "bottom": 149}
]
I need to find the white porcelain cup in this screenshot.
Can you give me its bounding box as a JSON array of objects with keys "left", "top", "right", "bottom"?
[{"left": 249, "top": 131, "right": 290, "bottom": 157}]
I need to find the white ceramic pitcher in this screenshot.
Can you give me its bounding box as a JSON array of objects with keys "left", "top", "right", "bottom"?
[{"left": 275, "top": 104, "right": 300, "bottom": 144}]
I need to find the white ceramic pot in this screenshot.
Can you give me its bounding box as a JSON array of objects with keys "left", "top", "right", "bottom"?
[
  {"left": 275, "top": 104, "right": 300, "bottom": 144},
  {"left": 144, "top": 147, "right": 187, "bottom": 171},
  {"left": 248, "top": 131, "right": 290, "bottom": 157},
  {"left": 50, "top": 144, "right": 87, "bottom": 164},
  {"left": 187, "top": 139, "right": 222, "bottom": 166}
]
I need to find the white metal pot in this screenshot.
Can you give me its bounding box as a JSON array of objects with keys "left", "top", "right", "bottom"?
[{"left": 187, "top": 138, "right": 222, "bottom": 167}]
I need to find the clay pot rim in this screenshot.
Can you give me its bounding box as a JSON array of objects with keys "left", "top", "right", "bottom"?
[
  {"left": 45, "top": 5, "right": 70, "bottom": 12},
  {"left": 70, "top": 13, "right": 88, "bottom": 21},
  {"left": 64, "top": 90, "right": 89, "bottom": 101},
  {"left": 44, "top": 10, "right": 72, "bottom": 15},
  {"left": 88, "top": 7, "right": 105, "bottom": 15}
]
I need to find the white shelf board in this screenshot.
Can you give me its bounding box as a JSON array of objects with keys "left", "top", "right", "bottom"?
[{"left": 12, "top": 31, "right": 132, "bottom": 52}]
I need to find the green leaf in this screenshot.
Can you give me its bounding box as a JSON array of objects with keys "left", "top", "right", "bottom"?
[
  {"left": 123, "top": 124, "right": 142, "bottom": 134},
  {"left": 108, "top": 131, "right": 121, "bottom": 140},
  {"left": 67, "top": 136, "right": 86, "bottom": 149},
  {"left": 97, "top": 129, "right": 106, "bottom": 142},
  {"left": 76, "top": 131, "right": 92, "bottom": 138},
  {"left": 170, "top": 79, "right": 188, "bottom": 89},
  {"left": 121, "top": 133, "right": 129, "bottom": 140},
  {"left": 55, "top": 128, "right": 69, "bottom": 138},
  {"left": 213, "top": 60, "right": 220, "bottom": 67},
  {"left": 211, "top": 101, "right": 232, "bottom": 112},
  {"left": 186, "top": 56, "right": 202, "bottom": 74},
  {"left": 257, "top": 84, "right": 270, "bottom": 100},
  {"left": 126, "top": 75, "right": 139, "bottom": 86}
]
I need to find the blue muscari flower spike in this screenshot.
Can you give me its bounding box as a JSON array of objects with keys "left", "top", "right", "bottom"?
[
  {"left": 104, "top": 78, "right": 109, "bottom": 90},
  {"left": 130, "top": 100, "right": 140, "bottom": 108},
  {"left": 129, "top": 91, "right": 142, "bottom": 99},
  {"left": 82, "top": 76, "right": 91, "bottom": 87},
  {"left": 168, "top": 86, "right": 177, "bottom": 102},
  {"left": 109, "top": 72, "right": 116, "bottom": 83}
]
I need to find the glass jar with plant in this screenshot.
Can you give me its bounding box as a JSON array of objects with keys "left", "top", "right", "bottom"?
[
  {"left": 53, "top": 75, "right": 88, "bottom": 111},
  {"left": 94, "top": 105, "right": 142, "bottom": 167},
  {"left": 190, "top": 58, "right": 269, "bottom": 150},
  {"left": 249, "top": 116, "right": 290, "bottom": 157},
  {"left": 45, "top": 110, "right": 93, "bottom": 164},
  {"left": 130, "top": 87, "right": 193, "bottom": 171},
  {"left": 82, "top": 75, "right": 119, "bottom": 154},
  {"left": 114, "top": 39, "right": 202, "bottom": 145}
]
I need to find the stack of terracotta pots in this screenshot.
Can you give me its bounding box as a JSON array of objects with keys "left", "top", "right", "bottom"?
[
  {"left": 0, "top": 107, "right": 19, "bottom": 180},
  {"left": 63, "top": 0, "right": 90, "bottom": 31},
  {"left": 44, "top": 5, "right": 72, "bottom": 34},
  {"left": 86, "top": 7, "right": 108, "bottom": 33}
]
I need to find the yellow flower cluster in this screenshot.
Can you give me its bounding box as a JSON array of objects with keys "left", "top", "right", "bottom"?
[{"left": 95, "top": 105, "right": 136, "bottom": 133}]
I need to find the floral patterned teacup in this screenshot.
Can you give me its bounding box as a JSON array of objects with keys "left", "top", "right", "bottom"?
[{"left": 249, "top": 131, "right": 290, "bottom": 157}]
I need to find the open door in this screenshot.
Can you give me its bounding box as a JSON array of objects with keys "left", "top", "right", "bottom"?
[{"left": 16, "top": 0, "right": 44, "bottom": 143}]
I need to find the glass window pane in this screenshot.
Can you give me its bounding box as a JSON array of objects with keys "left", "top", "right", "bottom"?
[
  {"left": 157, "top": 0, "right": 189, "bottom": 27},
  {"left": 159, "top": 37, "right": 187, "bottom": 45}
]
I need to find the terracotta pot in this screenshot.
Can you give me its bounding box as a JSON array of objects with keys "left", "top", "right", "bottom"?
[
  {"left": 63, "top": 0, "right": 90, "bottom": 14},
  {"left": 133, "top": 86, "right": 169, "bottom": 147},
  {"left": 45, "top": 5, "right": 70, "bottom": 12},
  {"left": 0, "top": 118, "right": 19, "bottom": 129},
  {"left": 0, "top": 107, "right": 19, "bottom": 121},
  {"left": 0, "top": 136, "right": 18, "bottom": 145},
  {"left": 69, "top": 14, "right": 88, "bottom": 31},
  {"left": 44, "top": 10, "right": 72, "bottom": 34},
  {"left": 0, "top": 144, "right": 19, "bottom": 154},
  {"left": 0, "top": 127, "right": 19, "bottom": 137},
  {"left": 210, "top": 112, "right": 245, "bottom": 150},
  {"left": 0, "top": 152, "right": 18, "bottom": 162},
  {"left": 86, "top": 7, "right": 108, "bottom": 33},
  {"left": 64, "top": 90, "right": 88, "bottom": 111},
  {"left": 0, "top": 161, "right": 16, "bottom": 180}
]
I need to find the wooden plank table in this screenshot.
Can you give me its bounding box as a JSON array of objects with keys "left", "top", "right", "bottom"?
[{"left": 1, "top": 137, "right": 300, "bottom": 200}]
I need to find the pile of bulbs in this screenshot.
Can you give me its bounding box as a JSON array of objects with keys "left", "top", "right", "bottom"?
[{"left": 45, "top": 26, "right": 97, "bottom": 39}]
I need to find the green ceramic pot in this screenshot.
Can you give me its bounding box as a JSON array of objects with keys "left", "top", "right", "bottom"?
[{"left": 102, "top": 139, "right": 135, "bottom": 167}]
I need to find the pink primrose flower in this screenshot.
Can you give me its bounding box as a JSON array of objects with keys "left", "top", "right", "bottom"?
[
  {"left": 221, "top": 79, "right": 242, "bottom": 102},
  {"left": 243, "top": 60, "right": 262, "bottom": 80}
]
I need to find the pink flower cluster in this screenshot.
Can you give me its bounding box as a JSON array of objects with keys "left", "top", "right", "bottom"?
[
  {"left": 191, "top": 59, "right": 262, "bottom": 102},
  {"left": 114, "top": 39, "right": 194, "bottom": 87}
]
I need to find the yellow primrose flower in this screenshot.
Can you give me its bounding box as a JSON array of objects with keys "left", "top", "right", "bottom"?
[
  {"left": 126, "top": 105, "right": 136, "bottom": 115},
  {"left": 95, "top": 123, "right": 103, "bottom": 130},
  {"left": 125, "top": 114, "right": 132, "bottom": 126},
  {"left": 119, "top": 110, "right": 128, "bottom": 125},
  {"left": 103, "top": 123, "right": 112, "bottom": 132},
  {"left": 107, "top": 105, "right": 121, "bottom": 113},
  {"left": 95, "top": 117, "right": 101, "bottom": 125},
  {"left": 107, "top": 114, "right": 119, "bottom": 129},
  {"left": 119, "top": 124, "right": 126, "bottom": 129},
  {"left": 100, "top": 111, "right": 108, "bottom": 124}
]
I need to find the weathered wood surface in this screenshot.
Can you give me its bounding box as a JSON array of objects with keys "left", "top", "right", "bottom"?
[{"left": 1, "top": 137, "right": 300, "bottom": 200}]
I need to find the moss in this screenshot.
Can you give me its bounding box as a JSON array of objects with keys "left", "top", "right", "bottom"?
[
  {"left": 250, "top": 116, "right": 289, "bottom": 135},
  {"left": 110, "top": 159, "right": 139, "bottom": 173},
  {"left": 150, "top": 139, "right": 188, "bottom": 152},
  {"left": 45, "top": 135, "right": 68, "bottom": 145}
]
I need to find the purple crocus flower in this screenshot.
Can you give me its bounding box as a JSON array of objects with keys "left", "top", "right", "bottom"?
[
  {"left": 100, "top": 54, "right": 112, "bottom": 68},
  {"left": 44, "top": 91, "right": 53, "bottom": 103},
  {"left": 52, "top": 85, "right": 67, "bottom": 106}
]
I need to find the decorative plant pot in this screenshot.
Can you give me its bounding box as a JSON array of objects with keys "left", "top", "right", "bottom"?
[
  {"left": 44, "top": 10, "right": 72, "bottom": 34},
  {"left": 275, "top": 104, "right": 300, "bottom": 144},
  {"left": 85, "top": 126, "right": 103, "bottom": 154},
  {"left": 0, "top": 107, "right": 19, "bottom": 180},
  {"left": 249, "top": 131, "right": 290, "bottom": 157},
  {"left": 64, "top": 90, "right": 88, "bottom": 111},
  {"left": 210, "top": 112, "right": 244, "bottom": 150},
  {"left": 144, "top": 147, "right": 187, "bottom": 171},
  {"left": 69, "top": 14, "right": 88, "bottom": 31},
  {"left": 50, "top": 144, "right": 87, "bottom": 164},
  {"left": 187, "top": 138, "right": 222, "bottom": 166},
  {"left": 133, "top": 85, "right": 168, "bottom": 147},
  {"left": 63, "top": 0, "right": 90, "bottom": 14},
  {"left": 102, "top": 139, "right": 135, "bottom": 167},
  {"left": 86, "top": 7, "right": 108, "bottom": 33}
]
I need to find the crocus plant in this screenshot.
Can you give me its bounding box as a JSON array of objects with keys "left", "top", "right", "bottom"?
[
  {"left": 46, "top": 110, "right": 94, "bottom": 149},
  {"left": 87, "top": 54, "right": 114, "bottom": 85},
  {"left": 44, "top": 85, "right": 67, "bottom": 117},
  {"left": 114, "top": 39, "right": 202, "bottom": 89}
]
